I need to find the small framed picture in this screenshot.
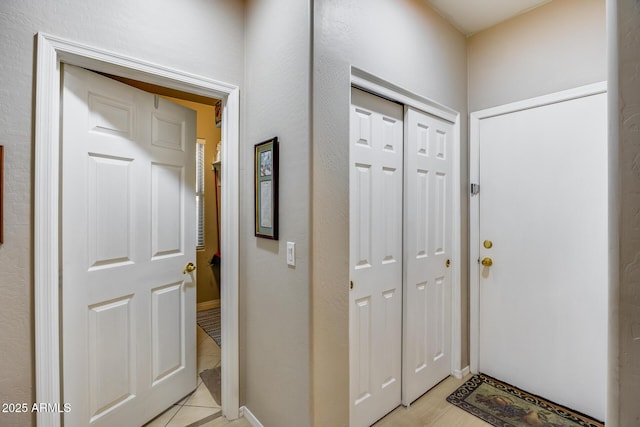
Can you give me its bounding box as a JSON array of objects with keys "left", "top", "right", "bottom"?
[{"left": 254, "top": 137, "right": 279, "bottom": 239}]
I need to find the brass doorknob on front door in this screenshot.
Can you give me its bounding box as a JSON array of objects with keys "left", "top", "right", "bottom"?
[
  {"left": 183, "top": 262, "right": 196, "bottom": 274},
  {"left": 481, "top": 257, "right": 493, "bottom": 267}
]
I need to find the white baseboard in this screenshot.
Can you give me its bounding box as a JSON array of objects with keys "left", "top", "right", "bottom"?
[
  {"left": 453, "top": 366, "right": 470, "bottom": 379},
  {"left": 240, "top": 406, "right": 264, "bottom": 427},
  {"left": 197, "top": 299, "right": 221, "bottom": 311}
]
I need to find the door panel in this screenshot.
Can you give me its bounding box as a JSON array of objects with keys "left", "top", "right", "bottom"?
[
  {"left": 151, "top": 163, "right": 184, "bottom": 257},
  {"left": 350, "top": 88, "right": 403, "bottom": 427},
  {"left": 62, "top": 64, "right": 197, "bottom": 426},
  {"left": 403, "top": 107, "right": 452, "bottom": 405},
  {"left": 87, "top": 154, "right": 133, "bottom": 268},
  {"left": 477, "top": 92, "right": 607, "bottom": 421},
  {"left": 88, "top": 297, "right": 135, "bottom": 419},
  {"left": 151, "top": 282, "right": 185, "bottom": 383}
]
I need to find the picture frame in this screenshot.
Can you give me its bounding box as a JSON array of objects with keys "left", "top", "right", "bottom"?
[{"left": 254, "top": 137, "right": 279, "bottom": 239}]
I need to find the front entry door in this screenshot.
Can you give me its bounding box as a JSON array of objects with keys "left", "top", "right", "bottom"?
[
  {"left": 476, "top": 90, "right": 607, "bottom": 421},
  {"left": 62, "top": 64, "right": 198, "bottom": 426},
  {"left": 349, "top": 88, "right": 403, "bottom": 427}
]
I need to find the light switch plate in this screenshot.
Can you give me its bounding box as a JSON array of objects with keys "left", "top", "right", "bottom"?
[{"left": 287, "top": 241, "right": 295, "bottom": 266}]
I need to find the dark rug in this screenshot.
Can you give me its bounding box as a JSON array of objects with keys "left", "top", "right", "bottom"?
[
  {"left": 197, "top": 307, "right": 221, "bottom": 347},
  {"left": 199, "top": 366, "right": 222, "bottom": 406},
  {"left": 446, "top": 374, "right": 604, "bottom": 427}
]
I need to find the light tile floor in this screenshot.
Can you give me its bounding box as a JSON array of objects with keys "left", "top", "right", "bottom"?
[
  {"left": 144, "top": 326, "right": 223, "bottom": 427},
  {"left": 374, "top": 374, "right": 491, "bottom": 427},
  {"left": 145, "top": 327, "right": 485, "bottom": 427}
]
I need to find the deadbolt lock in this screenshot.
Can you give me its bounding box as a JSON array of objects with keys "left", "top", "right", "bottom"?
[{"left": 483, "top": 240, "right": 493, "bottom": 249}]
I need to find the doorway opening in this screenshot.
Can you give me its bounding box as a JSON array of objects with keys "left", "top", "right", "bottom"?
[
  {"left": 161, "top": 94, "right": 225, "bottom": 423},
  {"left": 34, "top": 33, "right": 240, "bottom": 426},
  {"left": 102, "top": 75, "right": 225, "bottom": 422}
]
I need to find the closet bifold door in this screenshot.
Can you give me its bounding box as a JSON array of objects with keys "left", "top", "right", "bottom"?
[
  {"left": 349, "top": 88, "right": 403, "bottom": 427},
  {"left": 402, "top": 106, "right": 453, "bottom": 406}
]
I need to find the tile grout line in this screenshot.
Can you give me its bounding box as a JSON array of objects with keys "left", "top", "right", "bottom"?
[
  {"left": 162, "top": 405, "right": 182, "bottom": 427},
  {"left": 184, "top": 411, "right": 223, "bottom": 427}
]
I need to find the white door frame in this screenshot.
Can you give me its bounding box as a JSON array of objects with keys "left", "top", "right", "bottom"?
[
  {"left": 34, "top": 33, "right": 241, "bottom": 426},
  {"left": 469, "top": 81, "right": 608, "bottom": 374},
  {"left": 350, "top": 67, "right": 464, "bottom": 379}
]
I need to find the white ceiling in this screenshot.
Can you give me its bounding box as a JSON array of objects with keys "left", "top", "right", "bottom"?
[{"left": 424, "top": 0, "right": 553, "bottom": 35}]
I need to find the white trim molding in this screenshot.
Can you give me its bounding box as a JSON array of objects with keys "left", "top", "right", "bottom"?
[
  {"left": 350, "top": 67, "right": 464, "bottom": 379},
  {"left": 351, "top": 67, "right": 459, "bottom": 124},
  {"left": 453, "top": 366, "right": 470, "bottom": 380},
  {"left": 240, "top": 406, "right": 265, "bottom": 427},
  {"left": 34, "top": 33, "right": 241, "bottom": 426},
  {"left": 469, "top": 81, "right": 608, "bottom": 374}
]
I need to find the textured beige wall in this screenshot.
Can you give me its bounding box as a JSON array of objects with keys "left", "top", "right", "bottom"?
[
  {"left": 312, "top": 1, "right": 468, "bottom": 425},
  {"left": 241, "top": 0, "right": 312, "bottom": 425},
  {"left": 468, "top": 0, "right": 607, "bottom": 112},
  {"left": 0, "top": 1, "right": 243, "bottom": 426},
  {"left": 614, "top": 0, "right": 640, "bottom": 424},
  {"left": 607, "top": 1, "right": 619, "bottom": 424}
]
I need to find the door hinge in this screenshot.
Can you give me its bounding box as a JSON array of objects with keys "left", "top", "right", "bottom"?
[{"left": 470, "top": 183, "right": 480, "bottom": 195}]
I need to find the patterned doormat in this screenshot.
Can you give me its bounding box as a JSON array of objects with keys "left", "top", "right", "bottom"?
[
  {"left": 446, "top": 374, "right": 604, "bottom": 427},
  {"left": 197, "top": 307, "right": 221, "bottom": 347}
]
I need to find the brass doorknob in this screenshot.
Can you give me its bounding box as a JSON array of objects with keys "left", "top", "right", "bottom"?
[
  {"left": 183, "top": 262, "right": 197, "bottom": 274},
  {"left": 481, "top": 257, "right": 493, "bottom": 267}
]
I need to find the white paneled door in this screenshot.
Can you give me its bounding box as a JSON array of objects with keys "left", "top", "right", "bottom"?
[
  {"left": 350, "top": 88, "right": 403, "bottom": 427},
  {"left": 62, "top": 65, "right": 197, "bottom": 426},
  {"left": 476, "top": 90, "right": 607, "bottom": 421},
  {"left": 402, "top": 107, "right": 452, "bottom": 406}
]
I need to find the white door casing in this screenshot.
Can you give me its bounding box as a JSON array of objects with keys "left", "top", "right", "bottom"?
[
  {"left": 349, "top": 88, "right": 403, "bottom": 427},
  {"left": 402, "top": 107, "right": 453, "bottom": 405},
  {"left": 470, "top": 84, "right": 607, "bottom": 421},
  {"left": 62, "top": 65, "right": 197, "bottom": 426},
  {"left": 35, "top": 33, "right": 241, "bottom": 427}
]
